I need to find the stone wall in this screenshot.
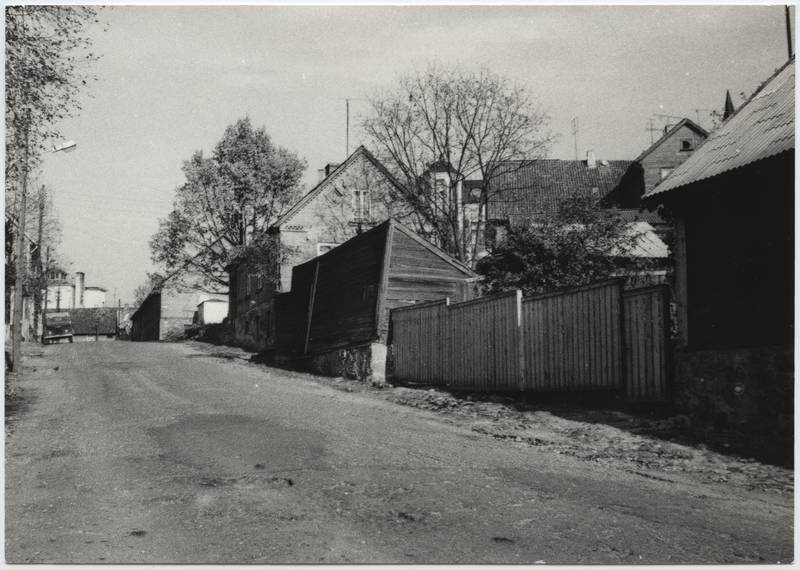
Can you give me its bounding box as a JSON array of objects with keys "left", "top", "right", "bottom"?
[
  {"left": 674, "top": 344, "right": 793, "bottom": 464},
  {"left": 303, "top": 342, "right": 387, "bottom": 385}
]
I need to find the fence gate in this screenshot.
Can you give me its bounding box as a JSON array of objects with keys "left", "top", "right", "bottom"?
[{"left": 622, "top": 285, "right": 670, "bottom": 402}]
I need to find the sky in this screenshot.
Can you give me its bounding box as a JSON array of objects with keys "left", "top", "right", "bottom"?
[{"left": 35, "top": 4, "right": 793, "bottom": 306}]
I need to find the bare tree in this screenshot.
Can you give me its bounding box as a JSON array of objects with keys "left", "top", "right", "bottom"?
[{"left": 362, "top": 65, "right": 552, "bottom": 265}]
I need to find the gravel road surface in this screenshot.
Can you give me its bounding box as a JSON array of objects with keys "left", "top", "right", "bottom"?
[{"left": 5, "top": 341, "right": 793, "bottom": 563}]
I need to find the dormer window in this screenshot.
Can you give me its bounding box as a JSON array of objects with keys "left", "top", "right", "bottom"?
[{"left": 680, "top": 139, "right": 694, "bottom": 151}]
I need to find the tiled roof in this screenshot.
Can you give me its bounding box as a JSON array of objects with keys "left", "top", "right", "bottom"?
[
  {"left": 488, "top": 159, "right": 634, "bottom": 225},
  {"left": 645, "top": 59, "right": 794, "bottom": 198}
]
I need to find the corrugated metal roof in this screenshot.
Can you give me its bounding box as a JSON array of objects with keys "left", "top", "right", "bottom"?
[
  {"left": 622, "top": 222, "right": 670, "bottom": 259},
  {"left": 645, "top": 59, "right": 795, "bottom": 198}
]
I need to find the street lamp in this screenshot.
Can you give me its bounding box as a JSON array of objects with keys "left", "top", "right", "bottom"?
[{"left": 10, "top": 140, "right": 77, "bottom": 373}]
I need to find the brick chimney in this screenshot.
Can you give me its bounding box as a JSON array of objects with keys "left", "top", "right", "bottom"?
[
  {"left": 317, "top": 162, "right": 340, "bottom": 182},
  {"left": 74, "top": 271, "right": 85, "bottom": 308},
  {"left": 586, "top": 150, "right": 597, "bottom": 169}
]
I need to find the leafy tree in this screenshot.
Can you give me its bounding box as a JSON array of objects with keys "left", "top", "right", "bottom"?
[
  {"left": 362, "top": 65, "right": 552, "bottom": 265},
  {"left": 5, "top": 6, "right": 99, "bottom": 338},
  {"left": 132, "top": 272, "right": 165, "bottom": 308},
  {"left": 5, "top": 6, "right": 99, "bottom": 193},
  {"left": 477, "top": 194, "right": 649, "bottom": 296},
  {"left": 150, "top": 118, "right": 307, "bottom": 290}
]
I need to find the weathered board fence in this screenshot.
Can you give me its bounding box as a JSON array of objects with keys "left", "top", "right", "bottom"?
[{"left": 389, "top": 280, "right": 670, "bottom": 402}]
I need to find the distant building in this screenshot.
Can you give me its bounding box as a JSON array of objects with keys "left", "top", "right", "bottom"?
[
  {"left": 82, "top": 286, "right": 107, "bottom": 308},
  {"left": 131, "top": 283, "right": 224, "bottom": 342},
  {"left": 197, "top": 298, "right": 228, "bottom": 325},
  {"left": 487, "top": 119, "right": 708, "bottom": 232},
  {"left": 46, "top": 307, "right": 117, "bottom": 342},
  {"left": 44, "top": 269, "right": 108, "bottom": 310}
]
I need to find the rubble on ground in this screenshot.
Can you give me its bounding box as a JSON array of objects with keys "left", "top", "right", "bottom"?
[{"left": 188, "top": 340, "right": 794, "bottom": 497}]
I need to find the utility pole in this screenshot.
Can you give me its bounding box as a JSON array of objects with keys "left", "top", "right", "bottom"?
[
  {"left": 11, "top": 118, "right": 30, "bottom": 371},
  {"left": 786, "top": 5, "right": 793, "bottom": 60},
  {"left": 32, "top": 185, "right": 46, "bottom": 336}
]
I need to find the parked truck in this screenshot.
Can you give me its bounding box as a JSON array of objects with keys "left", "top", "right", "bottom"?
[{"left": 43, "top": 312, "right": 74, "bottom": 344}]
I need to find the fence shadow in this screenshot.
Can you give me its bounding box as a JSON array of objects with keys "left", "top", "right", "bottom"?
[{"left": 412, "top": 385, "right": 789, "bottom": 467}]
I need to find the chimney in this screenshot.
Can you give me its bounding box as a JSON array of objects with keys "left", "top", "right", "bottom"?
[
  {"left": 586, "top": 150, "right": 597, "bottom": 169},
  {"left": 74, "top": 271, "right": 85, "bottom": 308},
  {"left": 318, "top": 162, "right": 340, "bottom": 183}
]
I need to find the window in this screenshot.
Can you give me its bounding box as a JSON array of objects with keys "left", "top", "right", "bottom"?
[
  {"left": 317, "top": 243, "right": 339, "bottom": 256},
  {"left": 680, "top": 139, "right": 694, "bottom": 151},
  {"left": 660, "top": 167, "right": 674, "bottom": 180},
  {"left": 352, "top": 189, "right": 370, "bottom": 221},
  {"left": 435, "top": 178, "right": 447, "bottom": 206}
]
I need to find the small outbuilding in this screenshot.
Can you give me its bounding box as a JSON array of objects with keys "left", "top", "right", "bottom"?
[
  {"left": 197, "top": 298, "right": 229, "bottom": 325},
  {"left": 275, "top": 219, "right": 479, "bottom": 380},
  {"left": 131, "top": 285, "right": 224, "bottom": 342}
]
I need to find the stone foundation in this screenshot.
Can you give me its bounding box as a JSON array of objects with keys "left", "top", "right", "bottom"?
[
  {"left": 674, "top": 343, "right": 793, "bottom": 464},
  {"left": 308, "top": 342, "right": 387, "bottom": 385}
]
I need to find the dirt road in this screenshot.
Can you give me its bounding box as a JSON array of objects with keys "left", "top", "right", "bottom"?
[{"left": 5, "top": 341, "right": 793, "bottom": 563}]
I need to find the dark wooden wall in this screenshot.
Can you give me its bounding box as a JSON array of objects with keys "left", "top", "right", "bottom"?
[
  {"left": 679, "top": 151, "right": 793, "bottom": 348},
  {"left": 131, "top": 293, "right": 161, "bottom": 341},
  {"left": 380, "top": 229, "right": 476, "bottom": 338}
]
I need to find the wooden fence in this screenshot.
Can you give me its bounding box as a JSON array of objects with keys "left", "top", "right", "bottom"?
[
  {"left": 390, "top": 280, "right": 670, "bottom": 402},
  {"left": 622, "top": 286, "right": 670, "bottom": 402}
]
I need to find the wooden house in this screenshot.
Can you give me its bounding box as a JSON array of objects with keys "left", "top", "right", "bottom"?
[
  {"left": 274, "top": 219, "right": 479, "bottom": 381},
  {"left": 643, "top": 59, "right": 794, "bottom": 463}
]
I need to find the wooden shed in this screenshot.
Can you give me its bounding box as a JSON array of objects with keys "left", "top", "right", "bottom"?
[{"left": 275, "top": 219, "right": 478, "bottom": 359}]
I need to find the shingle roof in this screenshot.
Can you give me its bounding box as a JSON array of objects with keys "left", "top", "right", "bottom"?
[
  {"left": 645, "top": 59, "right": 794, "bottom": 198},
  {"left": 488, "top": 159, "right": 634, "bottom": 225}
]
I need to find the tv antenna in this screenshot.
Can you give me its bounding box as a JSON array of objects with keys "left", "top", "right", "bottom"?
[
  {"left": 571, "top": 117, "right": 579, "bottom": 160},
  {"left": 345, "top": 98, "right": 368, "bottom": 159}
]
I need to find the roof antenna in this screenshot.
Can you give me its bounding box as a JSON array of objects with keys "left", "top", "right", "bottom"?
[
  {"left": 571, "top": 117, "right": 579, "bottom": 160},
  {"left": 785, "top": 5, "right": 793, "bottom": 60}
]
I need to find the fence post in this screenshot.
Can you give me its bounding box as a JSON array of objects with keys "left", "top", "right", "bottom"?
[{"left": 516, "top": 289, "right": 525, "bottom": 391}]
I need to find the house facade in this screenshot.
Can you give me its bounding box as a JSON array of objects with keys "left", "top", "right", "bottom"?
[
  {"left": 643, "top": 59, "right": 794, "bottom": 463},
  {"left": 227, "top": 145, "right": 415, "bottom": 352}
]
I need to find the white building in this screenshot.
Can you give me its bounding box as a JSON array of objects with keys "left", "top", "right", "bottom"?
[
  {"left": 83, "top": 287, "right": 107, "bottom": 308},
  {"left": 197, "top": 298, "right": 228, "bottom": 325},
  {"left": 45, "top": 270, "right": 108, "bottom": 310}
]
